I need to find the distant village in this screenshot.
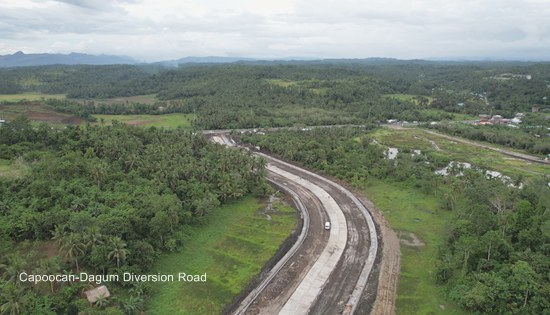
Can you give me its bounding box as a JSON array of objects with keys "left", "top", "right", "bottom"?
[
  {"left": 475, "top": 113, "right": 524, "bottom": 127},
  {"left": 475, "top": 106, "right": 543, "bottom": 127}
]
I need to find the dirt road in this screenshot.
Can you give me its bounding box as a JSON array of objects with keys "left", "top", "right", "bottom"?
[{"left": 211, "top": 133, "right": 389, "bottom": 315}]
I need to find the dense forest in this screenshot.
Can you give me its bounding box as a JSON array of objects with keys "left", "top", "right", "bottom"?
[
  {"left": 0, "top": 117, "right": 268, "bottom": 314},
  {"left": 242, "top": 128, "right": 550, "bottom": 315},
  {"left": 1, "top": 61, "right": 549, "bottom": 129}
]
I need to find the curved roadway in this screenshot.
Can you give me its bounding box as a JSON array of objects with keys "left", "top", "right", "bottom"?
[{"left": 211, "top": 134, "right": 380, "bottom": 315}]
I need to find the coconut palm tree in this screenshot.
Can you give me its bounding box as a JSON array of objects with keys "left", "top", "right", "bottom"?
[
  {"left": 0, "top": 284, "right": 26, "bottom": 315},
  {"left": 83, "top": 226, "right": 104, "bottom": 250},
  {"left": 0, "top": 255, "right": 24, "bottom": 285},
  {"left": 61, "top": 233, "right": 85, "bottom": 271},
  {"left": 51, "top": 224, "right": 68, "bottom": 249},
  {"left": 107, "top": 236, "right": 129, "bottom": 268},
  {"left": 94, "top": 293, "right": 109, "bottom": 309}
]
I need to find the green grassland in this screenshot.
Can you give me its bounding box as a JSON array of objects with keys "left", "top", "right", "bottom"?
[
  {"left": 421, "top": 109, "right": 478, "bottom": 121},
  {"left": 0, "top": 158, "right": 28, "bottom": 179},
  {"left": 362, "top": 179, "right": 465, "bottom": 315},
  {"left": 0, "top": 93, "right": 65, "bottom": 102},
  {"left": 146, "top": 196, "right": 297, "bottom": 315},
  {"left": 265, "top": 79, "right": 328, "bottom": 95},
  {"left": 265, "top": 79, "right": 297, "bottom": 88},
  {"left": 77, "top": 94, "right": 157, "bottom": 105},
  {"left": 383, "top": 95, "right": 478, "bottom": 121},
  {"left": 373, "top": 128, "right": 549, "bottom": 179},
  {"left": 0, "top": 159, "right": 15, "bottom": 178},
  {"left": 383, "top": 93, "right": 434, "bottom": 104},
  {"left": 93, "top": 113, "right": 196, "bottom": 129}
]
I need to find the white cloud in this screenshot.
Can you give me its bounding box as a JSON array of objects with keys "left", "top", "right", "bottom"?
[{"left": 0, "top": 0, "right": 549, "bottom": 61}]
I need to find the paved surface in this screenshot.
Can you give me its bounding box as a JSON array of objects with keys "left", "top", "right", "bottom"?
[
  {"left": 274, "top": 165, "right": 347, "bottom": 315},
  {"left": 210, "top": 133, "right": 381, "bottom": 315}
]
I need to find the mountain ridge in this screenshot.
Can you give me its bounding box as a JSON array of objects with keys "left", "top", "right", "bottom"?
[{"left": 0, "top": 51, "right": 138, "bottom": 67}]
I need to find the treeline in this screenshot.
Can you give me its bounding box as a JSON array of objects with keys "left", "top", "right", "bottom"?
[
  {"left": 242, "top": 128, "right": 550, "bottom": 315},
  {"left": 0, "top": 65, "right": 154, "bottom": 97},
  {"left": 0, "top": 117, "right": 268, "bottom": 314},
  {"left": 1, "top": 62, "right": 549, "bottom": 129},
  {"left": 428, "top": 123, "right": 550, "bottom": 155}
]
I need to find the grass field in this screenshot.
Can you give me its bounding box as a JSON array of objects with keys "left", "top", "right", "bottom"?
[
  {"left": 0, "top": 93, "right": 65, "bottom": 102},
  {"left": 265, "top": 79, "right": 297, "bottom": 88},
  {"left": 0, "top": 158, "right": 28, "bottom": 179},
  {"left": 372, "top": 128, "right": 549, "bottom": 180},
  {"left": 265, "top": 79, "right": 327, "bottom": 95},
  {"left": 93, "top": 113, "right": 196, "bottom": 129},
  {"left": 362, "top": 179, "right": 466, "bottom": 315},
  {"left": 383, "top": 93, "right": 434, "bottom": 104},
  {"left": 146, "top": 196, "right": 297, "bottom": 315},
  {"left": 421, "top": 109, "right": 478, "bottom": 121}
]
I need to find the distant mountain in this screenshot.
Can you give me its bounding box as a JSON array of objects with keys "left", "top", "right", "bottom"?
[
  {"left": 0, "top": 51, "right": 137, "bottom": 67},
  {"left": 155, "top": 56, "right": 257, "bottom": 67},
  {"left": 154, "top": 56, "right": 434, "bottom": 67}
]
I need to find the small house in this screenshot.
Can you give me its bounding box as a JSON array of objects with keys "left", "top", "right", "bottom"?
[
  {"left": 479, "top": 114, "right": 490, "bottom": 122},
  {"left": 84, "top": 285, "right": 111, "bottom": 304}
]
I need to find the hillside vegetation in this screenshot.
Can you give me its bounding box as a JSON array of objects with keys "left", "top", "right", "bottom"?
[{"left": 0, "top": 117, "right": 269, "bottom": 314}]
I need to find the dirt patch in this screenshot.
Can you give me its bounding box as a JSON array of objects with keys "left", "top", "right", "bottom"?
[
  {"left": 0, "top": 102, "right": 81, "bottom": 124},
  {"left": 74, "top": 94, "right": 157, "bottom": 105},
  {"left": 426, "top": 138, "right": 441, "bottom": 151},
  {"left": 20, "top": 240, "right": 59, "bottom": 260},
  {"left": 35, "top": 241, "right": 59, "bottom": 259},
  {"left": 354, "top": 193, "right": 400, "bottom": 315},
  {"left": 27, "top": 111, "right": 81, "bottom": 124},
  {"left": 397, "top": 231, "right": 425, "bottom": 247}
]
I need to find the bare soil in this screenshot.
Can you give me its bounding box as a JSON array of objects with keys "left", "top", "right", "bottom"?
[
  {"left": 27, "top": 110, "right": 81, "bottom": 124},
  {"left": 397, "top": 231, "right": 425, "bottom": 247},
  {"left": 355, "top": 193, "right": 400, "bottom": 315},
  {"left": 0, "top": 103, "right": 81, "bottom": 124}
]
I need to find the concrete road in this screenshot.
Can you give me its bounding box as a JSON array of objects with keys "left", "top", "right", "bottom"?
[{"left": 211, "top": 134, "right": 380, "bottom": 315}]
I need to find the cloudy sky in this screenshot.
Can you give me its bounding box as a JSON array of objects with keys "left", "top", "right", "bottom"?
[{"left": 0, "top": 0, "right": 549, "bottom": 61}]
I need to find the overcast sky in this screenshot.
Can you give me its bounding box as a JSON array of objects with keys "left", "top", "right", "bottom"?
[{"left": 0, "top": 0, "right": 549, "bottom": 61}]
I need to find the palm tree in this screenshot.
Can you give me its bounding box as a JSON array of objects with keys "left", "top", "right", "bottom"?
[
  {"left": 51, "top": 224, "right": 68, "bottom": 248},
  {"left": 119, "top": 296, "right": 143, "bottom": 315},
  {"left": 83, "top": 226, "right": 104, "bottom": 250},
  {"left": 0, "top": 255, "right": 24, "bottom": 285},
  {"left": 34, "top": 258, "right": 61, "bottom": 293},
  {"left": 94, "top": 293, "right": 109, "bottom": 309},
  {"left": 0, "top": 284, "right": 26, "bottom": 315},
  {"left": 107, "top": 236, "right": 129, "bottom": 268},
  {"left": 61, "top": 234, "right": 85, "bottom": 271},
  {"left": 90, "top": 161, "right": 107, "bottom": 188}
]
